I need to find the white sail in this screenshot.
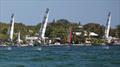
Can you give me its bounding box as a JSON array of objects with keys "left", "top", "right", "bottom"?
[
  {"left": 17, "top": 32, "right": 21, "bottom": 43},
  {"left": 104, "top": 12, "right": 111, "bottom": 39},
  {"left": 39, "top": 8, "right": 49, "bottom": 40},
  {"left": 9, "top": 13, "right": 15, "bottom": 42}
]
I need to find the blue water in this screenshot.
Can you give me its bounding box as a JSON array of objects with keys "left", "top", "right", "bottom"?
[{"left": 0, "top": 45, "right": 120, "bottom": 67}]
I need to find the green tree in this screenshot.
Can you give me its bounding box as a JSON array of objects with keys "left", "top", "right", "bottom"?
[
  {"left": 83, "top": 23, "right": 105, "bottom": 38},
  {"left": 116, "top": 25, "right": 120, "bottom": 38}
]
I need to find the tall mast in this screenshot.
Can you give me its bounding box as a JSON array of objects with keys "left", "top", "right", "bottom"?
[
  {"left": 9, "top": 13, "right": 15, "bottom": 42},
  {"left": 39, "top": 8, "right": 49, "bottom": 40},
  {"left": 104, "top": 12, "right": 111, "bottom": 40}
]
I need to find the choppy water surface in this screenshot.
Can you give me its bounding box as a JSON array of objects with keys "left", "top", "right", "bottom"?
[{"left": 0, "top": 45, "right": 120, "bottom": 67}]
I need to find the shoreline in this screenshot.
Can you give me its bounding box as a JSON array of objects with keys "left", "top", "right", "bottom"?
[{"left": 0, "top": 43, "right": 120, "bottom": 47}]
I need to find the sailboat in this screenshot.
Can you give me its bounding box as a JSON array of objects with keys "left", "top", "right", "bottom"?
[
  {"left": 16, "top": 31, "right": 23, "bottom": 46},
  {"left": 67, "top": 27, "right": 72, "bottom": 45},
  {"left": 7, "top": 13, "right": 15, "bottom": 45},
  {"left": 104, "top": 12, "right": 112, "bottom": 43},
  {"left": 34, "top": 8, "right": 49, "bottom": 45},
  {"left": 17, "top": 32, "right": 21, "bottom": 44}
]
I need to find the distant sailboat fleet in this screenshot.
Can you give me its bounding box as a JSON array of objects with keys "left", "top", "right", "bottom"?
[{"left": 1, "top": 8, "right": 120, "bottom": 46}]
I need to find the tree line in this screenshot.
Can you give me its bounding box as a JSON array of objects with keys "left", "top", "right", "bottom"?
[{"left": 0, "top": 19, "right": 120, "bottom": 44}]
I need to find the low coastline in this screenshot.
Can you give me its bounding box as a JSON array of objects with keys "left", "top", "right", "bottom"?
[{"left": 0, "top": 43, "right": 120, "bottom": 47}]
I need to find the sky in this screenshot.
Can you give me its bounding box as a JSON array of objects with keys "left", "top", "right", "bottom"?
[{"left": 0, "top": 0, "right": 120, "bottom": 28}]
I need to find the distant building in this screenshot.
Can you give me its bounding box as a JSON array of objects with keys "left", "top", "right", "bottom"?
[{"left": 75, "top": 31, "right": 98, "bottom": 36}]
